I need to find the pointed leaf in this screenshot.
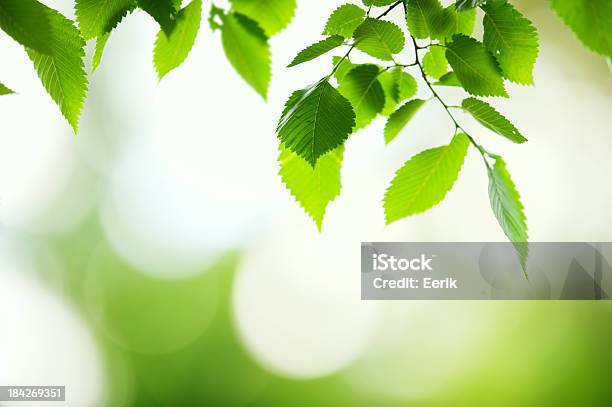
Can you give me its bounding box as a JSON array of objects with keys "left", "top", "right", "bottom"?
[
  {"left": 279, "top": 146, "right": 344, "bottom": 231},
  {"left": 0, "top": 82, "right": 15, "bottom": 95},
  {"left": 288, "top": 35, "right": 345, "bottom": 67},
  {"left": 220, "top": 12, "right": 271, "bottom": 99},
  {"left": 338, "top": 64, "right": 385, "bottom": 129},
  {"left": 91, "top": 32, "right": 110, "bottom": 73},
  {"left": 385, "top": 99, "right": 426, "bottom": 144},
  {"left": 323, "top": 4, "right": 365, "bottom": 38},
  {"left": 230, "top": 0, "right": 296, "bottom": 36},
  {"left": 551, "top": 0, "right": 612, "bottom": 57},
  {"left": 423, "top": 46, "right": 448, "bottom": 79},
  {"left": 483, "top": 0, "right": 539, "bottom": 84},
  {"left": 26, "top": 8, "right": 88, "bottom": 132},
  {"left": 487, "top": 156, "right": 528, "bottom": 268},
  {"left": 363, "top": 0, "right": 398, "bottom": 5},
  {"left": 75, "top": 0, "right": 136, "bottom": 40},
  {"left": 405, "top": 0, "right": 456, "bottom": 40},
  {"left": 331, "top": 56, "right": 357, "bottom": 83},
  {"left": 446, "top": 34, "right": 507, "bottom": 97},
  {"left": 353, "top": 18, "right": 405, "bottom": 61},
  {"left": 384, "top": 133, "right": 470, "bottom": 223},
  {"left": 277, "top": 79, "right": 356, "bottom": 167},
  {"left": 154, "top": 0, "right": 202, "bottom": 80},
  {"left": 462, "top": 97, "right": 526, "bottom": 143}
]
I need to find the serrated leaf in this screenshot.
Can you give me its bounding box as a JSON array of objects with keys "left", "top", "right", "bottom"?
[
  {"left": 138, "top": 0, "right": 181, "bottom": 34},
  {"left": 453, "top": 7, "right": 476, "bottom": 36},
  {"left": 462, "top": 97, "right": 526, "bottom": 143},
  {"left": 288, "top": 36, "right": 345, "bottom": 67},
  {"left": 279, "top": 146, "right": 344, "bottom": 231},
  {"left": 91, "top": 32, "right": 110, "bottom": 73},
  {"left": 75, "top": 0, "right": 136, "bottom": 40},
  {"left": 331, "top": 56, "right": 357, "bottom": 83},
  {"left": 455, "top": 0, "right": 486, "bottom": 12},
  {"left": 384, "top": 133, "right": 469, "bottom": 223},
  {"left": 338, "top": 64, "right": 385, "bottom": 129},
  {"left": 26, "top": 7, "right": 88, "bottom": 133},
  {"left": 0, "top": 0, "right": 52, "bottom": 53},
  {"left": 0, "top": 82, "right": 15, "bottom": 95},
  {"left": 393, "top": 68, "right": 417, "bottom": 101},
  {"left": 154, "top": 0, "right": 202, "bottom": 80},
  {"left": 551, "top": 0, "right": 612, "bottom": 57},
  {"left": 385, "top": 99, "right": 426, "bottom": 144},
  {"left": 405, "top": 0, "right": 456, "bottom": 40},
  {"left": 220, "top": 12, "right": 271, "bottom": 99},
  {"left": 483, "top": 1, "right": 539, "bottom": 85},
  {"left": 277, "top": 79, "right": 355, "bottom": 167},
  {"left": 230, "top": 0, "right": 296, "bottom": 36},
  {"left": 423, "top": 46, "right": 448, "bottom": 79},
  {"left": 434, "top": 71, "right": 461, "bottom": 86},
  {"left": 446, "top": 35, "right": 507, "bottom": 97},
  {"left": 487, "top": 156, "right": 528, "bottom": 269},
  {"left": 353, "top": 18, "right": 405, "bottom": 61},
  {"left": 323, "top": 4, "right": 365, "bottom": 38},
  {"left": 379, "top": 68, "right": 417, "bottom": 116}
]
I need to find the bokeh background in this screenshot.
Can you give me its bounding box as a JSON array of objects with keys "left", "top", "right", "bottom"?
[{"left": 1, "top": 0, "right": 611, "bottom": 406}]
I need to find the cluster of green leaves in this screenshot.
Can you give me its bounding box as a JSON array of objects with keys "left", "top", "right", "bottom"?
[
  {"left": 277, "top": 0, "right": 540, "bottom": 268},
  {"left": 0, "top": 0, "right": 297, "bottom": 130}
]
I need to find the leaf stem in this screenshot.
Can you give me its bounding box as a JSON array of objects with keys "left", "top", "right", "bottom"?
[{"left": 408, "top": 35, "right": 491, "bottom": 167}]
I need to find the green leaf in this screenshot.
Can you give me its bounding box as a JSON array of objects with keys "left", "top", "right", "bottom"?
[
  {"left": 0, "top": 82, "right": 15, "bottom": 95},
  {"left": 483, "top": 1, "right": 538, "bottom": 85},
  {"left": 393, "top": 68, "right": 418, "bottom": 101},
  {"left": 154, "top": 0, "right": 202, "bottom": 80},
  {"left": 445, "top": 34, "right": 507, "bottom": 97},
  {"left": 137, "top": 0, "right": 180, "bottom": 34},
  {"left": 220, "top": 12, "right": 271, "bottom": 99},
  {"left": 384, "top": 133, "right": 469, "bottom": 223},
  {"left": 279, "top": 146, "right": 344, "bottom": 231},
  {"left": 453, "top": 7, "right": 476, "bottom": 36},
  {"left": 331, "top": 56, "right": 357, "bottom": 83},
  {"left": 0, "top": 0, "right": 52, "bottom": 53},
  {"left": 379, "top": 68, "right": 417, "bottom": 116},
  {"left": 551, "top": 0, "right": 612, "bottom": 57},
  {"left": 385, "top": 99, "right": 426, "bottom": 144},
  {"left": 462, "top": 97, "right": 527, "bottom": 143},
  {"left": 91, "top": 32, "right": 110, "bottom": 73},
  {"left": 323, "top": 4, "right": 365, "bottom": 38},
  {"left": 455, "top": 0, "right": 486, "bottom": 12},
  {"left": 277, "top": 79, "right": 355, "bottom": 167},
  {"left": 75, "top": 0, "right": 136, "bottom": 40},
  {"left": 423, "top": 46, "right": 448, "bottom": 79},
  {"left": 288, "top": 35, "right": 345, "bottom": 67},
  {"left": 434, "top": 71, "right": 461, "bottom": 86},
  {"left": 338, "top": 64, "right": 385, "bottom": 129},
  {"left": 487, "top": 156, "right": 528, "bottom": 269},
  {"left": 405, "top": 0, "right": 456, "bottom": 40},
  {"left": 26, "top": 8, "right": 88, "bottom": 133},
  {"left": 353, "top": 18, "right": 405, "bottom": 61},
  {"left": 230, "top": 0, "right": 296, "bottom": 36}
]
